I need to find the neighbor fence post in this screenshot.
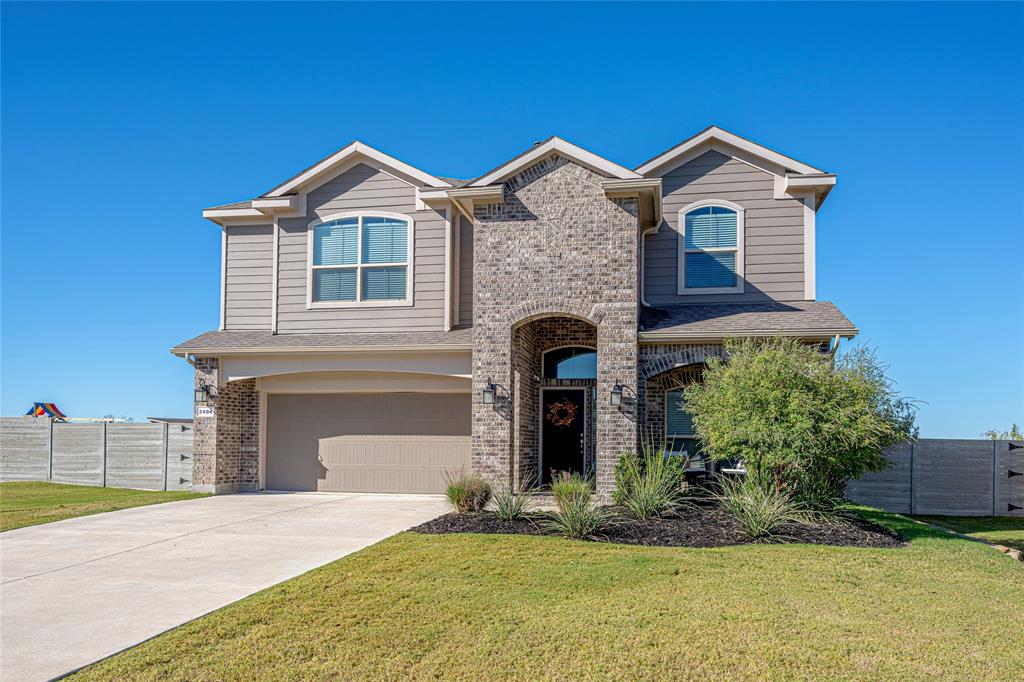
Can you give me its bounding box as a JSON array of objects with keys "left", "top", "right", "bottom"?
[
  {"left": 162, "top": 422, "right": 169, "bottom": 491},
  {"left": 101, "top": 422, "right": 108, "bottom": 488},
  {"left": 46, "top": 418, "right": 54, "bottom": 481}
]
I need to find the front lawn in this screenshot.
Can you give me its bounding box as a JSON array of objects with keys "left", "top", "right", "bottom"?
[
  {"left": 76, "top": 509, "right": 1023, "bottom": 681},
  {"left": 913, "top": 514, "right": 1024, "bottom": 552},
  {"left": 0, "top": 481, "right": 208, "bottom": 531}
]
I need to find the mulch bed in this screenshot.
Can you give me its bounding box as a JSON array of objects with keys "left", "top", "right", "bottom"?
[{"left": 411, "top": 505, "right": 907, "bottom": 549}]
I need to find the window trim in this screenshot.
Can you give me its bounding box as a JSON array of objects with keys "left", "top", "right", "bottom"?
[
  {"left": 676, "top": 199, "right": 745, "bottom": 295},
  {"left": 541, "top": 345, "right": 597, "bottom": 380},
  {"left": 305, "top": 211, "right": 415, "bottom": 309}
]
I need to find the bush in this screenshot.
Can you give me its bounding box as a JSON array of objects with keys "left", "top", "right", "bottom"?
[
  {"left": 444, "top": 472, "right": 492, "bottom": 513},
  {"left": 550, "top": 471, "right": 593, "bottom": 512},
  {"left": 613, "top": 446, "right": 684, "bottom": 520},
  {"left": 544, "top": 494, "right": 614, "bottom": 540},
  {"left": 490, "top": 481, "right": 532, "bottom": 522},
  {"left": 683, "top": 337, "right": 917, "bottom": 510},
  {"left": 712, "top": 476, "right": 810, "bottom": 540}
]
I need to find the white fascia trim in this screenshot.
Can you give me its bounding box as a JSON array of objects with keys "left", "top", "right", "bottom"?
[
  {"left": 251, "top": 197, "right": 296, "bottom": 210},
  {"left": 203, "top": 208, "right": 269, "bottom": 223},
  {"left": 265, "top": 141, "right": 452, "bottom": 197},
  {"left": 638, "top": 329, "right": 858, "bottom": 343},
  {"left": 469, "top": 137, "right": 642, "bottom": 187},
  {"left": 171, "top": 344, "right": 473, "bottom": 356},
  {"left": 803, "top": 196, "right": 816, "bottom": 300},
  {"left": 636, "top": 127, "right": 824, "bottom": 177},
  {"left": 219, "top": 228, "right": 227, "bottom": 330}
]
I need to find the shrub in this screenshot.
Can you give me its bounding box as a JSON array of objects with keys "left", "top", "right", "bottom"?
[
  {"left": 613, "top": 446, "right": 684, "bottom": 520},
  {"left": 683, "top": 337, "right": 917, "bottom": 510},
  {"left": 490, "top": 479, "right": 533, "bottom": 522},
  {"left": 544, "top": 494, "right": 614, "bottom": 540},
  {"left": 444, "top": 471, "right": 492, "bottom": 513},
  {"left": 549, "top": 471, "right": 593, "bottom": 512},
  {"left": 712, "top": 476, "right": 809, "bottom": 540}
]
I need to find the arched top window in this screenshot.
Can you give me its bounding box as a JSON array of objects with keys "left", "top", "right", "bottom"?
[
  {"left": 542, "top": 346, "right": 597, "bottom": 379},
  {"left": 307, "top": 212, "right": 413, "bottom": 307},
  {"left": 677, "top": 201, "right": 744, "bottom": 294}
]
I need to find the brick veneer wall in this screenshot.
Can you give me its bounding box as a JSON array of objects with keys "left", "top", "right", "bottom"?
[
  {"left": 192, "top": 357, "right": 259, "bottom": 493},
  {"left": 471, "top": 154, "right": 640, "bottom": 495},
  {"left": 636, "top": 343, "right": 725, "bottom": 437}
]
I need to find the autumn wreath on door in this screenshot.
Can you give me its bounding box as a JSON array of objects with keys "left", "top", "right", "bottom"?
[{"left": 546, "top": 399, "right": 578, "bottom": 428}]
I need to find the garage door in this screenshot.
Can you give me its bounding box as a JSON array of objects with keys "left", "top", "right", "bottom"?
[{"left": 266, "top": 393, "right": 470, "bottom": 493}]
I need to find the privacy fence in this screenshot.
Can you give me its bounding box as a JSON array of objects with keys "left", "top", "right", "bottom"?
[
  {"left": 847, "top": 439, "right": 1024, "bottom": 517},
  {"left": 0, "top": 417, "right": 193, "bottom": 491}
]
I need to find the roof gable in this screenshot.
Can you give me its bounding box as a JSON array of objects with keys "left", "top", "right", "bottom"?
[
  {"left": 468, "top": 136, "right": 641, "bottom": 187},
  {"left": 263, "top": 141, "right": 452, "bottom": 197},
  {"left": 635, "top": 125, "right": 825, "bottom": 177}
]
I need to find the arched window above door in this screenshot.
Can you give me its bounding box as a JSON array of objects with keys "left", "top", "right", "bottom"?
[{"left": 542, "top": 346, "right": 597, "bottom": 379}]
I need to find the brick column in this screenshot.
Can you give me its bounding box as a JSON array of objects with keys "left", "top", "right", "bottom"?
[{"left": 192, "top": 357, "right": 259, "bottom": 494}]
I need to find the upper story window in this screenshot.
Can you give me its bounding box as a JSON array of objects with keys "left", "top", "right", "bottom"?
[
  {"left": 543, "top": 346, "right": 597, "bottom": 379},
  {"left": 308, "top": 212, "right": 413, "bottom": 307},
  {"left": 677, "top": 201, "right": 745, "bottom": 294}
]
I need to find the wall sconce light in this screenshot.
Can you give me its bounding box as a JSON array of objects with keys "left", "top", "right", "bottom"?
[
  {"left": 482, "top": 378, "right": 497, "bottom": 405},
  {"left": 610, "top": 380, "right": 635, "bottom": 410},
  {"left": 194, "top": 379, "right": 214, "bottom": 404}
]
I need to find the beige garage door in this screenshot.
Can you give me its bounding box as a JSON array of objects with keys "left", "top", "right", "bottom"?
[{"left": 266, "top": 393, "right": 470, "bottom": 493}]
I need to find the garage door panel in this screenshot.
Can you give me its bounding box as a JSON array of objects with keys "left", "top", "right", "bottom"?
[{"left": 267, "top": 393, "right": 470, "bottom": 493}]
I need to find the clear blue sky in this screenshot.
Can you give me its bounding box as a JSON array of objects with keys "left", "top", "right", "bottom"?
[{"left": 2, "top": 2, "right": 1021, "bottom": 436}]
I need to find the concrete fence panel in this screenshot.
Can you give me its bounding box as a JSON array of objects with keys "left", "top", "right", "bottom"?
[
  {"left": 0, "top": 417, "right": 49, "bottom": 481},
  {"left": 0, "top": 417, "right": 194, "bottom": 492},
  {"left": 51, "top": 422, "right": 104, "bottom": 486}
]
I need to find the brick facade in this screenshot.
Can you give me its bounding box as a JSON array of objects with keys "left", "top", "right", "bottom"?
[
  {"left": 471, "top": 155, "right": 641, "bottom": 495},
  {"left": 192, "top": 357, "right": 259, "bottom": 493}
]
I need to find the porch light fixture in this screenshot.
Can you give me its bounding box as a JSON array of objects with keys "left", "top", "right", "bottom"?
[
  {"left": 482, "top": 379, "right": 497, "bottom": 405},
  {"left": 610, "top": 382, "right": 624, "bottom": 407},
  {"left": 194, "top": 379, "right": 213, "bottom": 404}
]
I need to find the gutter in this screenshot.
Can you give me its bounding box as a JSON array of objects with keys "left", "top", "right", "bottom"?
[
  {"left": 170, "top": 344, "right": 473, "bottom": 357},
  {"left": 638, "top": 328, "right": 858, "bottom": 343}
]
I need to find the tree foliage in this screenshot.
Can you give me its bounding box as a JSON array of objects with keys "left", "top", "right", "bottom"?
[
  {"left": 982, "top": 423, "right": 1022, "bottom": 441},
  {"left": 683, "top": 337, "right": 917, "bottom": 508}
]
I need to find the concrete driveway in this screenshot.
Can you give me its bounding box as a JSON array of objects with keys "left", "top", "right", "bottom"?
[{"left": 0, "top": 492, "right": 448, "bottom": 681}]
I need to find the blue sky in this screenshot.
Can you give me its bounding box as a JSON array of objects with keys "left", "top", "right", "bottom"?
[{"left": 2, "top": 2, "right": 1021, "bottom": 436}]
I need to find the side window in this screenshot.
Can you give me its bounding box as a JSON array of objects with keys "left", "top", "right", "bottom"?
[
  {"left": 310, "top": 214, "right": 411, "bottom": 306},
  {"left": 665, "top": 389, "right": 701, "bottom": 458},
  {"left": 678, "top": 203, "right": 744, "bottom": 294}
]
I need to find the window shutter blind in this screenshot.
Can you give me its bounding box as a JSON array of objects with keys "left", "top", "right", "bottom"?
[
  {"left": 666, "top": 390, "right": 695, "bottom": 437},
  {"left": 685, "top": 207, "right": 737, "bottom": 249},
  {"left": 685, "top": 252, "right": 736, "bottom": 288},
  {"left": 314, "top": 219, "right": 358, "bottom": 266},
  {"left": 362, "top": 217, "right": 408, "bottom": 264},
  {"left": 314, "top": 268, "right": 357, "bottom": 301},
  {"left": 362, "top": 266, "right": 406, "bottom": 300}
]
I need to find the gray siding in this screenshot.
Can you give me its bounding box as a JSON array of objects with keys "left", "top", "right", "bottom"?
[
  {"left": 224, "top": 225, "right": 273, "bottom": 330},
  {"left": 458, "top": 214, "right": 473, "bottom": 324},
  {"left": 276, "top": 163, "right": 447, "bottom": 333},
  {"left": 645, "top": 149, "right": 806, "bottom": 304}
]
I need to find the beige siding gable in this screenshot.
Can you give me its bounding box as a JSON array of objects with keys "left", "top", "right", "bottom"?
[
  {"left": 645, "top": 149, "right": 806, "bottom": 304},
  {"left": 276, "top": 163, "right": 447, "bottom": 333},
  {"left": 224, "top": 225, "right": 273, "bottom": 330}
]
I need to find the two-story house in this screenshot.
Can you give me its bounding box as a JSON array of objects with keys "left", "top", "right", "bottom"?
[{"left": 174, "top": 126, "right": 856, "bottom": 496}]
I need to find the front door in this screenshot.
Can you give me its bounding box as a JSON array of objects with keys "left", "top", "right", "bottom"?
[{"left": 540, "top": 388, "right": 586, "bottom": 484}]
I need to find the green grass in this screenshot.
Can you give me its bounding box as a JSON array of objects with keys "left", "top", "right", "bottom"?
[
  {"left": 75, "top": 509, "right": 1022, "bottom": 681},
  {"left": 0, "top": 481, "right": 208, "bottom": 532},
  {"left": 912, "top": 514, "right": 1024, "bottom": 552}
]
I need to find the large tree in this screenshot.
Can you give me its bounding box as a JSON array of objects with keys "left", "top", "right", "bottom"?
[{"left": 683, "top": 337, "right": 917, "bottom": 508}]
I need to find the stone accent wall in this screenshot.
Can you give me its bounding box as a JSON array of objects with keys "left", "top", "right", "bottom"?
[
  {"left": 192, "top": 357, "right": 259, "bottom": 493},
  {"left": 471, "top": 154, "right": 640, "bottom": 495}
]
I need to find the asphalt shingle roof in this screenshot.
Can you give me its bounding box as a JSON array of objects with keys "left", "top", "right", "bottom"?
[
  {"left": 639, "top": 301, "right": 857, "bottom": 338},
  {"left": 172, "top": 328, "right": 473, "bottom": 354}
]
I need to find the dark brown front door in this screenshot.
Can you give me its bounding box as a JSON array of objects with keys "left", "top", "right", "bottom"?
[{"left": 541, "top": 389, "right": 586, "bottom": 484}]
